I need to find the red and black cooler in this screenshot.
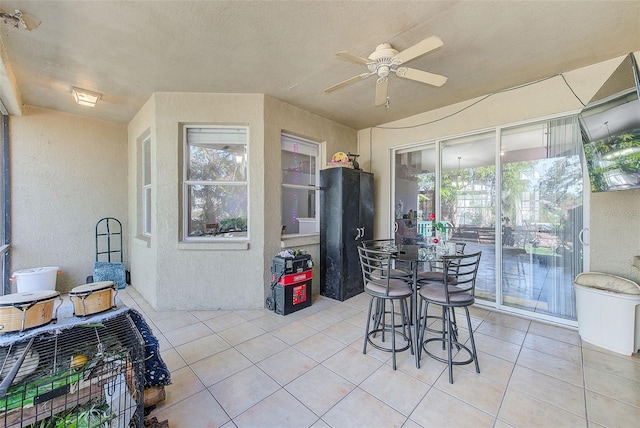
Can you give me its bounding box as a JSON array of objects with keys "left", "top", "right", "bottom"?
[{"left": 270, "top": 254, "right": 312, "bottom": 315}]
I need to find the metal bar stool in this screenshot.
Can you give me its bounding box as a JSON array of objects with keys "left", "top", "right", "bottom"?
[
  {"left": 418, "top": 251, "right": 482, "bottom": 383},
  {"left": 416, "top": 241, "right": 469, "bottom": 336},
  {"left": 358, "top": 246, "right": 414, "bottom": 370}
]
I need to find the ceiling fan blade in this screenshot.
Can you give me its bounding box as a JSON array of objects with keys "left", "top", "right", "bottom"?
[
  {"left": 396, "top": 67, "right": 447, "bottom": 87},
  {"left": 395, "top": 36, "right": 443, "bottom": 63},
  {"left": 335, "top": 51, "right": 371, "bottom": 65},
  {"left": 325, "top": 73, "right": 372, "bottom": 93},
  {"left": 374, "top": 79, "right": 389, "bottom": 106}
]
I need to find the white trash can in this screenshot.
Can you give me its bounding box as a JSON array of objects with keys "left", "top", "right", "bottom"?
[
  {"left": 11, "top": 266, "right": 60, "bottom": 293},
  {"left": 573, "top": 272, "right": 640, "bottom": 355}
]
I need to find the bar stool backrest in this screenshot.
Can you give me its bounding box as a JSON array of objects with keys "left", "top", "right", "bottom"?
[
  {"left": 442, "top": 251, "right": 482, "bottom": 298},
  {"left": 358, "top": 246, "right": 395, "bottom": 297},
  {"left": 454, "top": 242, "right": 466, "bottom": 254},
  {"left": 362, "top": 238, "right": 396, "bottom": 250}
]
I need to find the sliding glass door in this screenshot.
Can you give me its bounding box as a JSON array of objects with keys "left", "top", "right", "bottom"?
[
  {"left": 500, "top": 118, "right": 583, "bottom": 320},
  {"left": 393, "top": 146, "right": 437, "bottom": 245},
  {"left": 392, "top": 115, "right": 584, "bottom": 323},
  {"left": 441, "top": 133, "right": 497, "bottom": 303}
]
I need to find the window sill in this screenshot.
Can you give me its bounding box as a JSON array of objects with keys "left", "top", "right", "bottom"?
[
  {"left": 133, "top": 236, "right": 151, "bottom": 248},
  {"left": 177, "top": 241, "right": 249, "bottom": 251},
  {"left": 281, "top": 234, "right": 320, "bottom": 248}
]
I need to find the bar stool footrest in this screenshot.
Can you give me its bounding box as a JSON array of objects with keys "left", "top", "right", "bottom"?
[
  {"left": 367, "top": 329, "right": 411, "bottom": 353},
  {"left": 422, "top": 337, "right": 475, "bottom": 366}
]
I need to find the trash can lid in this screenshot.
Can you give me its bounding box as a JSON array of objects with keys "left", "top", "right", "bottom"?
[{"left": 574, "top": 272, "right": 640, "bottom": 295}]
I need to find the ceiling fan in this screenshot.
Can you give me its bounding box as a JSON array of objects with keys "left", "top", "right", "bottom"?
[{"left": 325, "top": 36, "right": 447, "bottom": 106}]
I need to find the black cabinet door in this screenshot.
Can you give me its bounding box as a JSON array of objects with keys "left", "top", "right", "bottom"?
[
  {"left": 359, "top": 171, "right": 374, "bottom": 241},
  {"left": 320, "top": 167, "right": 374, "bottom": 301}
]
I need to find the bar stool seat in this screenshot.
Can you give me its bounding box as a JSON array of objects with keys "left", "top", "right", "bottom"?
[{"left": 417, "top": 270, "right": 457, "bottom": 283}]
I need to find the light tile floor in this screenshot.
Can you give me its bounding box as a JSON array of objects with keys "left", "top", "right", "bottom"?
[{"left": 117, "top": 288, "right": 640, "bottom": 428}]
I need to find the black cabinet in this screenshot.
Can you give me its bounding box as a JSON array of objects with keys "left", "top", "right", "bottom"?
[{"left": 320, "top": 167, "right": 374, "bottom": 301}]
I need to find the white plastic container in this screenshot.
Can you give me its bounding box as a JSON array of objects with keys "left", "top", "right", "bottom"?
[
  {"left": 297, "top": 217, "right": 317, "bottom": 234},
  {"left": 573, "top": 272, "right": 640, "bottom": 356},
  {"left": 11, "top": 266, "right": 60, "bottom": 293}
]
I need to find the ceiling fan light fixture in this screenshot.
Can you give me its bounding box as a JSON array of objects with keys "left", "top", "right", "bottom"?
[
  {"left": 72, "top": 87, "right": 101, "bottom": 107},
  {"left": 377, "top": 65, "right": 390, "bottom": 78}
]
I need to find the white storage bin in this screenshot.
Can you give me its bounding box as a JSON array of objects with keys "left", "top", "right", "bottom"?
[
  {"left": 297, "top": 217, "right": 317, "bottom": 234},
  {"left": 11, "top": 266, "right": 60, "bottom": 293},
  {"left": 574, "top": 272, "right": 640, "bottom": 355}
]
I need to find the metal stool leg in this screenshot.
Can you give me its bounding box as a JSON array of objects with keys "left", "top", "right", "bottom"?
[
  {"left": 464, "top": 306, "right": 480, "bottom": 374},
  {"left": 363, "top": 296, "right": 374, "bottom": 355}
]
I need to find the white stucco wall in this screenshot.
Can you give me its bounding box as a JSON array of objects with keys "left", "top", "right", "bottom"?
[
  {"left": 127, "top": 95, "right": 158, "bottom": 307},
  {"left": 590, "top": 190, "right": 640, "bottom": 283},
  {"left": 127, "top": 93, "right": 357, "bottom": 310},
  {"left": 10, "top": 105, "right": 128, "bottom": 293},
  {"left": 129, "top": 93, "right": 266, "bottom": 310},
  {"left": 357, "top": 53, "right": 640, "bottom": 283}
]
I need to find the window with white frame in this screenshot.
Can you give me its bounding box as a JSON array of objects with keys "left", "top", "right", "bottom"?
[
  {"left": 281, "top": 135, "right": 319, "bottom": 235},
  {"left": 183, "top": 126, "right": 248, "bottom": 239},
  {"left": 142, "top": 135, "right": 151, "bottom": 236}
]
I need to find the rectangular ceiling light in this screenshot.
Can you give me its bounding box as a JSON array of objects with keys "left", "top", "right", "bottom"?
[{"left": 72, "top": 87, "right": 101, "bottom": 107}]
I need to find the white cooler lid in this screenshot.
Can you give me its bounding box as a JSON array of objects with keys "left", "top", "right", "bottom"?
[
  {"left": 574, "top": 272, "right": 640, "bottom": 295},
  {"left": 12, "top": 266, "right": 59, "bottom": 276}
]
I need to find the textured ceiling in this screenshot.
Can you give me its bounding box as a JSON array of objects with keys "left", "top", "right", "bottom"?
[{"left": 0, "top": 1, "right": 639, "bottom": 130}]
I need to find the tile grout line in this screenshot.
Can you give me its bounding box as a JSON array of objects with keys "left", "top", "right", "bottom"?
[{"left": 132, "top": 288, "right": 632, "bottom": 427}]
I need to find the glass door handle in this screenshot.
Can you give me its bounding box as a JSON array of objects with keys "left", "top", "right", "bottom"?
[{"left": 579, "top": 228, "right": 589, "bottom": 246}]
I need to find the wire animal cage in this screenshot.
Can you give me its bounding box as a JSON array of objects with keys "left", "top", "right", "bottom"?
[{"left": 0, "top": 312, "right": 145, "bottom": 427}]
